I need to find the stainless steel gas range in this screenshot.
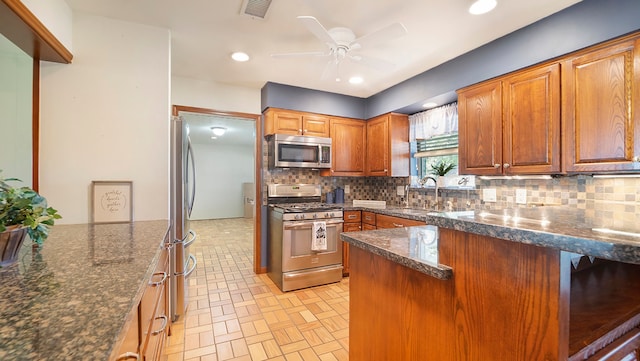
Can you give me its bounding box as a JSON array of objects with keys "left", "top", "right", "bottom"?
[{"left": 267, "top": 184, "right": 344, "bottom": 292}]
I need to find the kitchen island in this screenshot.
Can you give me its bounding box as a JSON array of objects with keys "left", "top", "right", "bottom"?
[
  {"left": 341, "top": 206, "right": 640, "bottom": 361},
  {"left": 0, "top": 220, "right": 169, "bottom": 361}
]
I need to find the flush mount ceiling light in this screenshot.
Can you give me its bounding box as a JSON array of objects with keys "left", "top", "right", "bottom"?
[
  {"left": 211, "top": 127, "right": 226, "bottom": 136},
  {"left": 469, "top": 0, "right": 497, "bottom": 15},
  {"left": 422, "top": 102, "right": 438, "bottom": 108},
  {"left": 231, "top": 52, "right": 250, "bottom": 62},
  {"left": 349, "top": 76, "right": 363, "bottom": 84}
]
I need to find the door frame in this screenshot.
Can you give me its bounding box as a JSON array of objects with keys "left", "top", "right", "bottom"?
[{"left": 172, "top": 105, "right": 264, "bottom": 274}]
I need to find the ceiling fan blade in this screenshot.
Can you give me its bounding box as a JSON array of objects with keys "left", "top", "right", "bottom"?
[
  {"left": 351, "top": 22, "right": 407, "bottom": 49},
  {"left": 297, "top": 16, "right": 337, "bottom": 46},
  {"left": 271, "top": 51, "right": 329, "bottom": 58},
  {"left": 349, "top": 54, "right": 395, "bottom": 71}
]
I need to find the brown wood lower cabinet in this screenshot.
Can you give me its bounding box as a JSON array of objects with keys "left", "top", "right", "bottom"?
[
  {"left": 349, "top": 228, "right": 640, "bottom": 361},
  {"left": 111, "top": 243, "right": 169, "bottom": 361},
  {"left": 342, "top": 210, "right": 362, "bottom": 276}
]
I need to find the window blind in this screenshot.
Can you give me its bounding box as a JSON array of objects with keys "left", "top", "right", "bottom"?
[{"left": 414, "top": 134, "right": 458, "bottom": 158}]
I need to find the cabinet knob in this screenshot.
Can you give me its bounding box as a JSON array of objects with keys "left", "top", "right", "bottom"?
[
  {"left": 503, "top": 163, "right": 510, "bottom": 168},
  {"left": 633, "top": 156, "right": 640, "bottom": 163},
  {"left": 299, "top": 129, "right": 303, "bottom": 134},
  {"left": 494, "top": 164, "right": 501, "bottom": 168}
]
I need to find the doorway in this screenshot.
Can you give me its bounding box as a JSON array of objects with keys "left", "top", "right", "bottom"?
[{"left": 172, "top": 105, "right": 263, "bottom": 274}]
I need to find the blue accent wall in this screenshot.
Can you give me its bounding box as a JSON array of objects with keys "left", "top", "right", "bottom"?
[{"left": 261, "top": 0, "right": 640, "bottom": 119}]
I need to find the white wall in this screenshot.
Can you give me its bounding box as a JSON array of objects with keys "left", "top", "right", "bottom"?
[
  {"left": 0, "top": 36, "right": 32, "bottom": 186},
  {"left": 21, "top": 0, "right": 73, "bottom": 52},
  {"left": 190, "top": 142, "right": 254, "bottom": 220},
  {"left": 39, "top": 13, "right": 171, "bottom": 224},
  {"left": 172, "top": 76, "right": 261, "bottom": 114}
]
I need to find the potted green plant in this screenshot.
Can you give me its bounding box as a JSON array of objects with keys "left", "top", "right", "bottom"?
[
  {"left": 429, "top": 160, "right": 456, "bottom": 177},
  {"left": 0, "top": 170, "right": 61, "bottom": 266}
]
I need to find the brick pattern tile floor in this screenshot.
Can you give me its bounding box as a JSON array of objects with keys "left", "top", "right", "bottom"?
[{"left": 163, "top": 218, "right": 350, "bottom": 361}]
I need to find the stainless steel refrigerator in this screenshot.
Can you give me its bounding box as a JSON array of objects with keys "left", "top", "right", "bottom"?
[{"left": 170, "top": 115, "right": 197, "bottom": 322}]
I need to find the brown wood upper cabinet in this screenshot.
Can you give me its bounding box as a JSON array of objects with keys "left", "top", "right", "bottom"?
[
  {"left": 365, "top": 113, "right": 410, "bottom": 177},
  {"left": 458, "top": 63, "right": 561, "bottom": 175},
  {"left": 264, "top": 108, "right": 330, "bottom": 137},
  {"left": 562, "top": 36, "right": 640, "bottom": 173},
  {"left": 321, "top": 117, "right": 366, "bottom": 177}
]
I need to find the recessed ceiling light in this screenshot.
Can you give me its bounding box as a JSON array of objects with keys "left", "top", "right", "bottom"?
[
  {"left": 469, "top": 0, "right": 497, "bottom": 15},
  {"left": 349, "top": 76, "right": 363, "bottom": 84},
  {"left": 231, "top": 52, "right": 250, "bottom": 62},
  {"left": 422, "top": 102, "right": 438, "bottom": 108}
]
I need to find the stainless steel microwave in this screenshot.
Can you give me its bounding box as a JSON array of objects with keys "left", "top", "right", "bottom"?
[{"left": 267, "top": 134, "right": 332, "bottom": 169}]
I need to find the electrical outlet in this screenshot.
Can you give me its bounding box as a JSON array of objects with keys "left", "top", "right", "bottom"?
[
  {"left": 516, "top": 189, "right": 527, "bottom": 204},
  {"left": 396, "top": 185, "right": 404, "bottom": 196},
  {"left": 344, "top": 185, "right": 350, "bottom": 194},
  {"left": 483, "top": 188, "right": 497, "bottom": 202}
]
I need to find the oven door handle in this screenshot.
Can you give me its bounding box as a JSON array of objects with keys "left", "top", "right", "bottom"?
[{"left": 283, "top": 220, "right": 343, "bottom": 230}]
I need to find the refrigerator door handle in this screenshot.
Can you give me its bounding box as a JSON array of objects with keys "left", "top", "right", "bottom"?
[
  {"left": 184, "top": 254, "right": 197, "bottom": 278},
  {"left": 183, "top": 230, "right": 197, "bottom": 248},
  {"left": 187, "top": 137, "right": 196, "bottom": 217}
]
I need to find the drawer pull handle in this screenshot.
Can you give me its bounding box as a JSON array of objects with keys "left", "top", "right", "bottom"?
[
  {"left": 116, "top": 352, "right": 140, "bottom": 361},
  {"left": 347, "top": 215, "right": 357, "bottom": 219},
  {"left": 151, "top": 315, "right": 168, "bottom": 335},
  {"left": 149, "top": 272, "right": 167, "bottom": 287},
  {"left": 392, "top": 223, "right": 404, "bottom": 228}
]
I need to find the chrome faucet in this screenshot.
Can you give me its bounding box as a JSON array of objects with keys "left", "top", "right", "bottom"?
[{"left": 419, "top": 176, "right": 440, "bottom": 210}]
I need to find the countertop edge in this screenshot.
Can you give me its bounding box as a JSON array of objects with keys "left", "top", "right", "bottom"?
[{"left": 341, "top": 229, "right": 453, "bottom": 280}]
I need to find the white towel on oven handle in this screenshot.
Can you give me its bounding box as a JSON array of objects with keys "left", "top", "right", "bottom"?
[{"left": 312, "top": 221, "right": 327, "bottom": 251}]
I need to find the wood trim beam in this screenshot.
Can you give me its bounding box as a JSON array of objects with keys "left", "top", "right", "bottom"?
[{"left": 0, "top": 0, "right": 73, "bottom": 63}]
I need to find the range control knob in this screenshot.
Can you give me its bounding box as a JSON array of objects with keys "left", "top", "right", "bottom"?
[
  {"left": 296, "top": 214, "right": 304, "bottom": 220},
  {"left": 313, "top": 214, "right": 318, "bottom": 219},
  {"left": 325, "top": 212, "right": 332, "bottom": 218}
]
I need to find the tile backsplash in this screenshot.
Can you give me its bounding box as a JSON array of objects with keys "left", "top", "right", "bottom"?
[{"left": 264, "top": 167, "right": 640, "bottom": 216}]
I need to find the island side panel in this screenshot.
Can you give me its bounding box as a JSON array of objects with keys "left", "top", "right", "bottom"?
[
  {"left": 349, "top": 245, "right": 456, "bottom": 361},
  {"left": 438, "top": 228, "right": 568, "bottom": 361}
]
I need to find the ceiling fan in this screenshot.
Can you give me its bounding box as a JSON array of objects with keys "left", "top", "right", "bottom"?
[{"left": 271, "top": 16, "right": 408, "bottom": 81}]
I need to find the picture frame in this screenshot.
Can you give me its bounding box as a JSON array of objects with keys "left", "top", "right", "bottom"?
[{"left": 91, "top": 180, "right": 133, "bottom": 223}]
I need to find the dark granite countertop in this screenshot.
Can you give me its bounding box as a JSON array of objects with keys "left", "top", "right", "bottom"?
[
  {"left": 340, "top": 203, "right": 640, "bottom": 278},
  {"left": 0, "top": 220, "right": 169, "bottom": 361}
]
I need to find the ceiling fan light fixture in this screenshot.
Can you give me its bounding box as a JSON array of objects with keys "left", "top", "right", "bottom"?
[
  {"left": 469, "top": 0, "right": 497, "bottom": 15},
  {"left": 211, "top": 127, "right": 226, "bottom": 136},
  {"left": 231, "top": 52, "right": 250, "bottom": 62}
]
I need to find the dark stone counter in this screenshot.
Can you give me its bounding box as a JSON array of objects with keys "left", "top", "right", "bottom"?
[
  {"left": 0, "top": 220, "right": 169, "bottom": 361},
  {"left": 340, "top": 204, "right": 640, "bottom": 279}
]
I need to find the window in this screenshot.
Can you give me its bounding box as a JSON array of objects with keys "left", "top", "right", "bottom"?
[{"left": 414, "top": 134, "right": 459, "bottom": 180}]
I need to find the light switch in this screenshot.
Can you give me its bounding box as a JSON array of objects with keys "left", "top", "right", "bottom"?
[
  {"left": 516, "top": 189, "right": 527, "bottom": 204},
  {"left": 396, "top": 185, "right": 404, "bottom": 196}
]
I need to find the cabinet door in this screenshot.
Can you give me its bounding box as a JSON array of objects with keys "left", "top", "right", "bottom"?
[
  {"left": 273, "top": 111, "right": 303, "bottom": 135},
  {"left": 458, "top": 80, "right": 503, "bottom": 175},
  {"left": 326, "top": 118, "right": 366, "bottom": 176},
  {"left": 302, "top": 114, "right": 330, "bottom": 137},
  {"left": 503, "top": 63, "right": 561, "bottom": 174},
  {"left": 366, "top": 115, "right": 390, "bottom": 176},
  {"left": 562, "top": 37, "right": 640, "bottom": 173}
]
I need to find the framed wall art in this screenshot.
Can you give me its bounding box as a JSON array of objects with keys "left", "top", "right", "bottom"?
[{"left": 91, "top": 180, "right": 133, "bottom": 223}]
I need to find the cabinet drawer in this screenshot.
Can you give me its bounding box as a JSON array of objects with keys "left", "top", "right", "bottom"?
[
  {"left": 139, "top": 247, "right": 169, "bottom": 356},
  {"left": 362, "top": 211, "right": 376, "bottom": 225},
  {"left": 344, "top": 210, "right": 362, "bottom": 223},
  {"left": 344, "top": 223, "right": 362, "bottom": 232},
  {"left": 376, "top": 214, "right": 424, "bottom": 229},
  {"left": 363, "top": 224, "right": 377, "bottom": 231},
  {"left": 584, "top": 327, "right": 640, "bottom": 361}
]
